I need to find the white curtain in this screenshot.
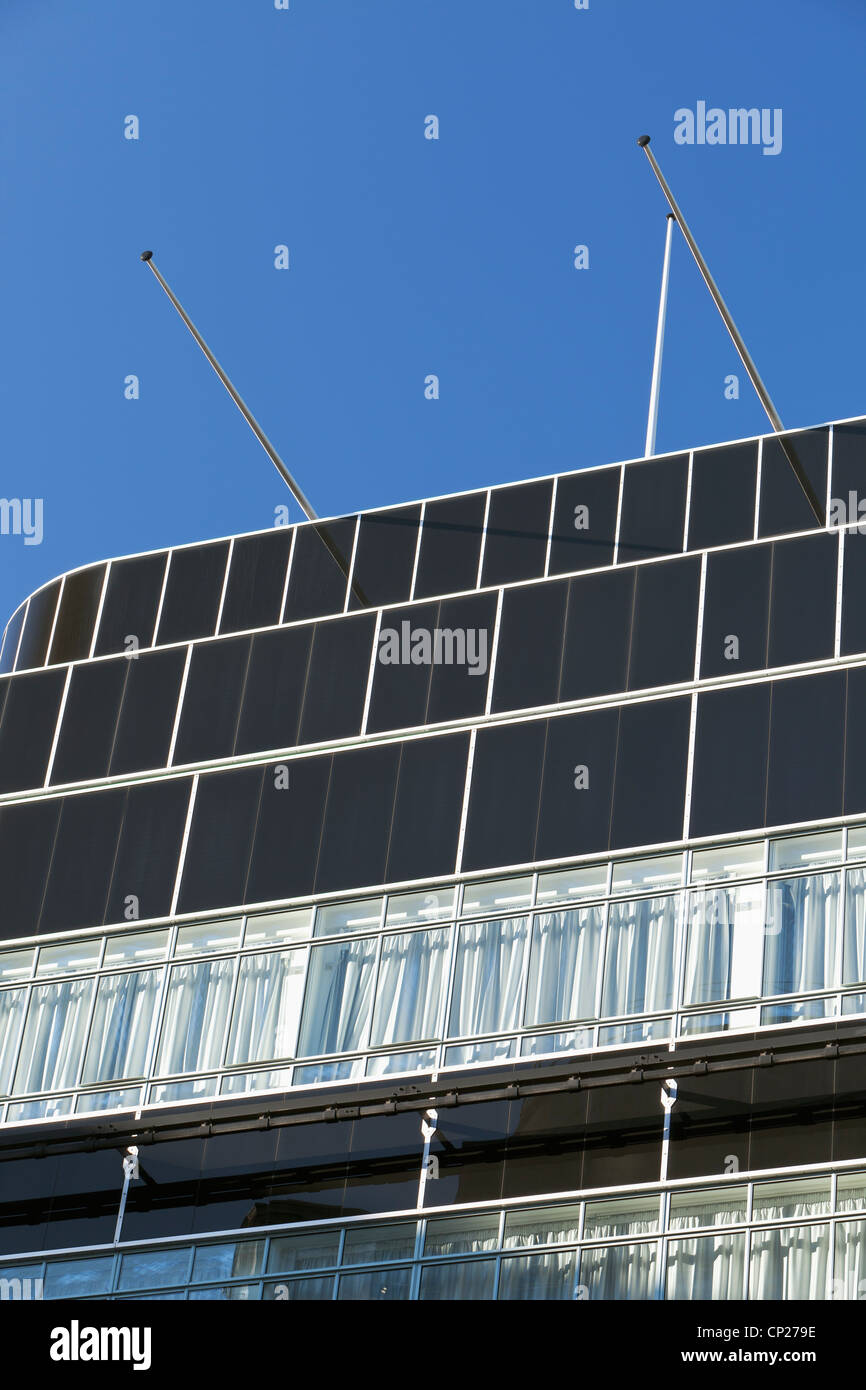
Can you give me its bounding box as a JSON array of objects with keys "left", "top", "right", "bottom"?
[
  {"left": 448, "top": 917, "right": 528, "bottom": 1038},
  {"left": 156, "top": 958, "right": 235, "bottom": 1075},
  {"left": 418, "top": 1260, "right": 495, "bottom": 1300},
  {"left": 844, "top": 869, "right": 866, "bottom": 984},
  {"left": 0, "top": 988, "right": 26, "bottom": 1095},
  {"left": 225, "top": 949, "right": 305, "bottom": 1066},
  {"left": 299, "top": 937, "right": 377, "bottom": 1056},
  {"left": 371, "top": 928, "right": 449, "bottom": 1047},
  {"left": 833, "top": 1220, "right": 866, "bottom": 1299},
  {"left": 524, "top": 908, "right": 603, "bottom": 1027},
  {"left": 579, "top": 1241, "right": 657, "bottom": 1299},
  {"left": 504, "top": 1206, "right": 582, "bottom": 1249},
  {"left": 498, "top": 1250, "right": 577, "bottom": 1300},
  {"left": 81, "top": 969, "right": 161, "bottom": 1085},
  {"left": 763, "top": 874, "right": 839, "bottom": 996},
  {"left": 684, "top": 885, "right": 762, "bottom": 1005},
  {"left": 14, "top": 978, "right": 94, "bottom": 1094},
  {"left": 666, "top": 1232, "right": 745, "bottom": 1299},
  {"left": 602, "top": 896, "right": 676, "bottom": 1018},
  {"left": 749, "top": 1223, "right": 829, "bottom": 1299}
]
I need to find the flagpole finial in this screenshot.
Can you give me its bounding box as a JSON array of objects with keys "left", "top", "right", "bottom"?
[
  {"left": 637, "top": 135, "right": 651, "bottom": 147},
  {"left": 140, "top": 250, "right": 153, "bottom": 261}
]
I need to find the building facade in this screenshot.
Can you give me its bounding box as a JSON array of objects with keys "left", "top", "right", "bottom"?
[{"left": 2, "top": 417, "right": 866, "bottom": 1300}]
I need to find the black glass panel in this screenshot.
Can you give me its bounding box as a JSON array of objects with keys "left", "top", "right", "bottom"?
[
  {"left": 687, "top": 442, "right": 758, "bottom": 550},
  {"left": 617, "top": 453, "right": 688, "bottom": 562},
  {"left": 366, "top": 602, "right": 437, "bottom": 735},
  {"left": 581, "top": 1080, "right": 663, "bottom": 1189},
  {"left": 689, "top": 683, "right": 770, "bottom": 838},
  {"left": 245, "top": 755, "right": 330, "bottom": 905},
  {"left": 628, "top": 555, "right": 699, "bottom": 690},
  {"left": 267, "top": 1122, "right": 352, "bottom": 1225},
  {"left": 669, "top": 1069, "right": 755, "bottom": 1181},
  {"left": 0, "top": 603, "right": 26, "bottom": 674},
  {"left": 315, "top": 744, "right": 401, "bottom": 894},
  {"left": 461, "top": 719, "right": 546, "bottom": 872},
  {"left": 609, "top": 698, "right": 690, "bottom": 850},
  {"left": 235, "top": 625, "right": 313, "bottom": 758},
  {"left": 491, "top": 581, "right": 567, "bottom": 714},
  {"left": 155, "top": 542, "right": 230, "bottom": 646},
  {"left": 841, "top": 530, "right": 866, "bottom": 658},
  {"left": 503, "top": 1091, "right": 588, "bottom": 1199},
  {"left": 413, "top": 491, "right": 486, "bottom": 599},
  {"left": 15, "top": 579, "right": 60, "bottom": 670},
  {"left": 283, "top": 519, "right": 355, "bottom": 623},
  {"left": 344, "top": 1113, "right": 425, "bottom": 1216},
  {"left": 766, "top": 672, "right": 844, "bottom": 827},
  {"left": 0, "top": 667, "right": 66, "bottom": 793},
  {"left": 758, "top": 429, "right": 828, "bottom": 538},
  {"left": 426, "top": 591, "right": 496, "bottom": 725},
  {"left": 560, "top": 568, "right": 634, "bottom": 702},
  {"left": 831, "top": 422, "right": 866, "bottom": 514},
  {"left": 768, "top": 533, "right": 837, "bottom": 668},
  {"left": 535, "top": 707, "right": 619, "bottom": 861},
  {"left": 219, "top": 528, "right": 292, "bottom": 635},
  {"left": 0, "top": 798, "right": 61, "bottom": 941},
  {"left": 844, "top": 667, "right": 866, "bottom": 818},
  {"left": 348, "top": 505, "right": 422, "bottom": 610},
  {"left": 120, "top": 1138, "right": 203, "bottom": 1242},
  {"left": 48, "top": 565, "right": 106, "bottom": 665},
  {"left": 177, "top": 766, "right": 263, "bottom": 914},
  {"left": 173, "top": 636, "right": 251, "bottom": 766},
  {"left": 700, "top": 544, "right": 771, "bottom": 679},
  {"left": 94, "top": 552, "right": 168, "bottom": 656},
  {"left": 430, "top": 1100, "right": 511, "bottom": 1206},
  {"left": 548, "top": 467, "right": 619, "bottom": 575},
  {"left": 298, "top": 613, "right": 376, "bottom": 746},
  {"left": 480, "top": 481, "right": 553, "bottom": 588},
  {"left": 750, "top": 1058, "right": 835, "bottom": 1172},
  {"left": 110, "top": 647, "right": 187, "bottom": 777},
  {"left": 50, "top": 659, "right": 126, "bottom": 786},
  {"left": 40, "top": 788, "right": 127, "bottom": 933},
  {"left": 105, "top": 779, "right": 192, "bottom": 926},
  {"left": 386, "top": 732, "right": 470, "bottom": 882}
]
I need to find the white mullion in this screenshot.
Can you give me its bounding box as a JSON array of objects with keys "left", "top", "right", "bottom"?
[
  {"left": 278, "top": 525, "right": 298, "bottom": 623},
  {"left": 342, "top": 517, "right": 362, "bottom": 614},
  {"left": 474, "top": 491, "right": 492, "bottom": 590},
  {"left": 753, "top": 437, "right": 763, "bottom": 541},
  {"left": 70, "top": 972, "right": 103, "bottom": 1092},
  {"left": 216, "top": 953, "right": 243, "bottom": 1070},
  {"left": 682, "top": 451, "right": 694, "bottom": 551},
  {"left": 454, "top": 726, "right": 478, "bottom": 874},
  {"left": 43, "top": 666, "right": 73, "bottom": 787},
  {"left": 835, "top": 528, "right": 845, "bottom": 659},
  {"left": 169, "top": 776, "right": 200, "bottom": 917},
  {"left": 693, "top": 551, "right": 708, "bottom": 682},
  {"left": 138, "top": 960, "right": 172, "bottom": 1103},
  {"left": 483, "top": 589, "right": 505, "bottom": 716},
  {"left": 543, "top": 476, "right": 558, "bottom": 577},
  {"left": 612, "top": 462, "right": 626, "bottom": 565},
  {"left": 88, "top": 562, "right": 112, "bottom": 659},
  {"left": 359, "top": 609, "right": 384, "bottom": 737},
  {"left": 5, "top": 981, "right": 33, "bottom": 1099},
  {"left": 826, "top": 424, "right": 835, "bottom": 524},
  {"left": 681, "top": 691, "right": 699, "bottom": 842},
  {"left": 409, "top": 501, "right": 426, "bottom": 601},
  {"left": 166, "top": 646, "right": 194, "bottom": 767},
  {"left": 214, "top": 537, "right": 235, "bottom": 636},
  {"left": 436, "top": 921, "right": 461, "bottom": 1069},
  {"left": 10, "top": 597, "right": 30, "bottom": 672},
  {"left": 151, "top": 552, "right": 172, "bottom": 647},
  {"left": 44, "top": 575, "right": 65, "bottom": 667}
]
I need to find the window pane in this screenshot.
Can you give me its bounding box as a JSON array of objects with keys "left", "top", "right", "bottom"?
[
  {"left": 749, "top": 1223, "right": 829, "bottom": 1299},
  {"left": 385, "top": 887, "right": 456, "bottom": 927},
  {"left": 611, "top": 854, "right": 683, "bottom": 895},
  {"left": 244, "top": 908, "right": 313, "bottom": 947},
  {"left": 267, "top": 1231, "right": 340, "bottom": 1273},
  {"left": 338, "top": 1265, "right": 413, "bottom": 1301},
  {"left": 669, "top": 1187, "right": 748, "bottom": 1231},
  {"left": 690, "top": 842, "right": 764, "bottom": 884},
  {"left": 0, "top": 990, "right": 27, "bottom": 1094},
  {"left": 75, "top": 1087, "right": 141, "bottom": 1114},
  {"left": 583, "top": 1198, "right": 659, "bottom": 1239},
  {"left": 535, "top": 864, "right": 608, "bottom": 906},
  {"left": 848, "top": 826, "right": 866, "bottom": 861},
  {"left": 444, "top": 1038, "right": 515, "bottom": 1066},
  {"left": 752, "top": 1178, "right": 831, "bottom": 1221},
  {"left": 460, "top": 877, "right": 533, "bottom": 916},
  {"left": 769, "top": 830, "right": 843, "bottom": 872},
  {"left": 0, "top": 949, "right": 34, "bottom": 982},
  {"left": 117, "top": 1248, "right": 192, "bottom": 1292},
  {"left": 191, "top": 1241, "right": 265, "bottom": 1284},
  {"left": 520, "top": 1027, "right": 593, "bottom": 1057},
  {"left": 341, "top": 1224, "right": 417, "bottom": 1266},
  {"left": 365, "top": 1049, "right": 437, "bottom": 1077},
  {"left": 225, "top": 949, "right": 305, "bottom": 1066},
  {"left": 503, "top": 1204, "right": 582, "bottom": 1248},
  {"left": 683, "top": 883, "right": 763, "bottom": 1005},
  {"left": 156, "top": 959, "right": 235, "bottom": 1074},
  {"left": 298, "top": 938, "right": 377, "bottom": 1056},
  {"left": 844, "top": 867, "right": 866, "bottom": 984},
  {"left": 314, "top": 898, "right": 383, "bottom": 937},
  {"left": 418, "top": 1260, "right": 495, "bottom": 1300},
  {"left": 263, "top": 1275, "right": 334, "bottom": 1300},
  {"left": 175, "top": 918, "right": 243, "bottom": 956},
  {"left": 103, "top": 930, "right": 169, "bottom": 967},
  {"left": 43, "top": 1256, "right": 115, "bottom": 1299},
  {"left": 36, "top": 939, "right": 102, "bottom": 976},
  {"left": 498, "top": 1249, "right": 577, "bottom": 1300},
  {"left": 220, "top": 1067, "right": 293, "bottom": 1095},
  {"left": 448, "top": 917, "right": 528, "bottom": 1037},
  {"left": 82, "top": 969, "right": 161, "bottom": 1084},
  {"left": 602, "top": 895, "right": 677, "bottom": 1016},
  {"left": 424, "top": 1213, "right": 500, "bottom": 1256},
  {"left": 833, "top": 1220, "right": 866, "bottom": 1299},
  {"left": 14, "top": 978, "right": 95, "bottom": 1094},
  {"left": 370, "top": 928, "right": 449, "bottom": 1046},
  {"left": 580, "top": 1241, "right": 657, "bottom": 1300},
  {"left": 524, "top": 907, "right": 603, "bottom": 1026},
  {"left": 666, "top": 1232, "right": 745, "bottom": 1300},
  {"left": 763, "top": 874, "right": 839, "bottom": 995},
  {"left": 837, "top": 1172, "right": 866, "bottom": 1213}
]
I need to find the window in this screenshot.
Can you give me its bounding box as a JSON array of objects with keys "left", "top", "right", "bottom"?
[
  {"left": 448, "top": 917, "right": 528, "bottom": 1037},
  {"left": 225, "top": 949, "right": 306, "bottom": 1066},
  {"left": 156, "top": 959, "right": 235, "bottom": 1075}
]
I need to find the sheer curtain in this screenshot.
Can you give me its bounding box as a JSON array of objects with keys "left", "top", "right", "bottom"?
[
  {"left": 763, "top": 874, "right": 839, "bottom": 996},
  {"left": 0, "top": 988, "right": 26, "bottom": 1094},
  {"left": 844, "top": 868, "right": 866, "bottom": 984},
  {"left": 156, "top": 958, "right": 235, "bottom": 1075},
  {"left": 602, "top": 896, "right": 676, "bottom": 1018},
  {"left": 749, "top": 1224, "right": 829, "bottom": 1299},
  {"left": 226, "top": 949, "right": 305, "bottom": 1066},
  {"left": 371, "top": 928, "right": 449, "bottom": 1047},
  {"left": 524, "top": 907, "right": 603, "bottom": 1027},
  {"left": 834, "top": 1220, "right": 866, "bottom": 1299},
  {"left": 299, "top": 937, "right": 377, "bottom": 1057},
  {"left": 14, "top": 978, "right": 95, "bottom": 1094},
  {"left": 684, "top": 885, "right": 762, "bottom": 1006},
  {"left": 666, "top": 1233, "right": 745, "bottom": 1299},
  {"left": 448, "top": 917, "right": 528, "bottom": 1038},
  {"left": 498, "top": 1250, "right": 577, "bottom": 1300},
  {"left": 82, "top": 969, "right": 161, "bottom": 1085},
  {"left": 580, "top": 1241, "right": 657, "bottom": 1299}
]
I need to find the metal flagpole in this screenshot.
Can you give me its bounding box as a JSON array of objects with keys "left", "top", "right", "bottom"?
[
  {"left": 645, "top": 214, "right": 675, "bottom": 457},
  {"left": 636, "top": 138, "right": 825, "bottom": 526}
]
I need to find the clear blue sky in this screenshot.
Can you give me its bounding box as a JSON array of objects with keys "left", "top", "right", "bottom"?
[{"left": 1, "top": 0, "right": 864, "bottom": 626}]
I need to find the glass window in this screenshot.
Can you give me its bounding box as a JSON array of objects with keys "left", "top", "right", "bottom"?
[
  {"left": 844, "top": 867, "right": 866, "bottom": 984},
  {"left": 837, "top": 1173, "right": 866, "bottom": 1213},
  {"left": 424, "top": 1213, "right": 500, "bottom": 1256},
  {"left": 13, "top": 978, "right": 95, "bottom": 1094},
  {"left": 418, "top": 1260, "right": 495, "bottom": 1300},
  {"left": 666, "top": 1232, "right": 745, "bottom": 1300},
  {"left": 81, "top": 968, "right": 161, "bottom": 1084},
  {"left": 848, "top": 826, "right": 866, "bottom": 861},
  {"left": 188, "top": 1282, "right": 259, "bottom": 1301},
  {"left": 298, "top": 938, "right": 377, "bottom": 1056},
  {"left": 580, "top": 1240, "right": 657, "bottom": 1300},
  {"left": 0, "top": 989, "right": 27, "bottom": 1094},
  {"left": 444, "top": 1039, "right": 516, "bottom": 1066},
  {"left": 598, "top": 1019, "right": 671, "bottom": 1047},
  {"left": 842, "top": 992, "right": 866, "bottom": 1016},
  {"left": 498, "top": 1249, "right": 577, "bottom": 1300},
  {"left": 0, "top": 949, "right": 34, "bottom": 982},
  {"left": 36, "top": 939, "right": 102, "bottom": 976},
  {"left": 148, "top": 1077, "right": 217, "bottom": 1104},
  {"left": 267, "top": 1230, "right": 341, "bottom": 1273},
  {"left": 156, "top": 958, "right": 236, "bottom": 1075},
  {"left": 338, "top": 1265, "right": 413, "bottom": 1301},
  {"left": 690, "top": 841, "right": 764, "bottom": 884},
  {"left": 524, "top": 906, "right": 603, "bottom": 1027},
  {"left": 503, "top": 1204, "right": 582, "bottom": 1248},
  {"left": 243, "top": 908, "right": 313, "bottom": 947},
  {"left": 678, "top": 1008, "right": 756, "bottom": 1036},
  {"left": 314, "top": 898, "right": 383, "bottom": 938},
  {"left": 102, "top": 930, "right": 169, "bottom": 967},
  {"left": 611, "top": 854, "right": 683, "bottom": 895},
  {"left": 769, "top": 830, "right": 843, "bottom": 873},
  {"left": 220, "top": 1067, "right": 293, "bottom": 1095},
  {"left": 225, "top": 949, "right": 305, "bottom": 1066},
  {"left": 174, "top": 919, "right": 243, "bottom": 957},
  {"left": 602, "top": 895, "right": 677, "bottom": 1017},
  {"left": 7, "top": 1096, "right": 73, "bottom": 1122},
  {"left": 669, "top": 1187, "right": 748, "bottom": 1231},
  {"left": 683, "top": 883, "right": 764, "bottom": 1005},
  {"left": 761, "top": 997, "right": 834, "bottom": 1024},
  {"left": 749, "top": 1223, "right": 829, "bottom": 1299},
  {"left": 117, "top": 1248, "right": 193, "bottom": 1292},
  {"left": 341, "top": 1224, "right": 417, "bottom": 1266},
  {"left": 385, "top": 887, "right": 456, "bottom": 927},
  {"left": 190, "top": 1241, "right": 265, "bottom": 1284},
  {"left": 292, "top": 1060, "right": 363, "bottom": 1086},
  {"left": 43, "top": 1256, "right": 115, "bottom": 1299},
  {"left": 365, "top": 1049, "right": 437, "bottom": 1077},
  {"left": 583, "top": 1197, "right": 660, "bottom": 1239},
  {"left": 833, "top": 1220, "right": 866, "bottom": 1300},
  {"left": 763, "top": 873, "right": 839, "bottom": 995},
  {"left": 752, "top": 1178, "right": 831, "bottom": 1221},
  {"left": 535, "top": 864, "right": 608, "bottom": 905},
  {"left": 75, "top": 1087, "right": 142, "bottom": 1114},
  {"left": 460, "top": 877, "right": 534, "bottom": 917},
  {"left": 263, "top": 1275, "right": 334, "bottom": 1300},
  {"left": 370, "top": 928, "right": 449, "bottom": 1047},
  {"left": 520, "top": 1028, "right": 593, "bottom": 1057},
  {"left": 448, "top": 917, "right": 528, "bottom": 1037}
]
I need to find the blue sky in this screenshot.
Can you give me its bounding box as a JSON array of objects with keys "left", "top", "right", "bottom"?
[{"left": 1, "top": 0, "right": 864, "bottom": 626}]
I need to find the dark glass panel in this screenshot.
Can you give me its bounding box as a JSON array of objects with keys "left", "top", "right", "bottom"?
[
  {"left": 768, "top": 533, "right": 837, "bottom": 668},
  {"left": 48, "top": 565, "right": 106, "bottom": 665},
  {"left": 690, "top": 683, "right": 770, "bottom": 839},
  {"left": 833, "top": 1052, "right": 866, "bottom": 1161},
  {"left": 94, "top": 552, "right": 168, "bottom": 656},
  {"left": 120, "top": 1139, "right": 203, "bottom": 1241},
  {"left": 413, "top": 491, "right": 486, "bottom": 599},
  {"left": 609, "top": 698, "right": 690, "bottom": 850},
  {"left": 344, "top": 1113, "right": 425, "bottom": 1215},
  {"left": 235, "top": 625, "right": 313, "bottom": 757},
  {"left": 503, "top": 1092, "right": 588, "bottom": 1198},
  {"left": 193, "top": 1129, "right": 281, "bottom": 1235},
  {"left": 155, "top": 542, "right": 230, "bottom": 646},
  {"left": 245, "top": 755, "right": 330, "bottom": 905},
  {"left": 219, "top": 528, "right": 292, "bottom": 635},
  {"left": 430, "top": 1100, "right": 511, "bottom": 1206},
  {"left": 560, "top": 568, "right": 634, "bottom": 702},
  {"left": 766, "top": 672, "right": 844, "bottom": 827},
  {"left": 548, "top": 467, "right": 619, "bottom": 575},
  {"left": 105, "top": 779, "right": 192, "bottom": 926},
  {"left": 668, "top": 1069, "right": 755, "bottom": 1181},
  {"left": 582, "top": 1080, "right": 664, "bottom": 1189},
  {"left": 0, "top": 603, "right": 26, "bottom": 674},
  {"left": 461, "top": 720, "right": 546, "bottom": 872},
  {"left": 283, "top": 519, "right": 355, "bottom": 623},
  {"left": 386, "top": 732, "right": 470, "bottom": 882},
  {"left": 40, "top": 788, "right": 127, "bottom": 933},
  {"left": 177, "top": 766, "right": 263, "bottom": 914},
  {"left": 315, "top": 744, "right": 401, "bottom": 894},
  {"left": 366, "top": 602, "right": 437, "bottom": 735},
  {"left": 266, "top": 1122, "right": 352, "bottom": 1225},
  {"left": 173, "top": 636, "right": 251, "bottom": 766},
  {"left": 491, "top": 581, "right": 568, "bottom": 714},
  {"left": 480, "top": 481, "right": 553, "bottom": 588},
  {"left": 617, "top": 453, "right": 688, "bottom": 562},
  {"left": 758, "top": 429, "right": 828, "bottom": 538},
  {"left": 844, "top": 667, "right": 866, "bottom": 818},
  {"left": 0, "top": 798, "right": 61, "bottom": 940},
  {"left": 750, "top": 1058, "right": 835, "bottom": 1171},
  {"left": 700, "top": 544, "right": 770, "bottom": 679},
  {"left": 628, "top": 555, "right": 699, "bottom": 690},
  {"left": 110, "top": 647, "right": 187, "bottom": 777},
  {"left": 0, "top": 667, "right": 66, "bottom": 793},
  {"left": 15, "top": 579, "right": 60, "bottom": 670},
  {"left": 687, "top": 442, "right": 758, "bottom": 550},
  {"left": 348, "top": 505, "right": 422, "bottom": 610},
  {"left": 298, "top": 614, "right": 376, "bottom": 746},
  {"left": 841, "top": 530, "right": 866, "bottom": 658},
  {"left": 831, "top": 422, "right": 866, "bottom": 514},
  {"left": 50, "top": 659, "right": 126, "bottom": 786},
  {"left": 426, "top": 591, "right": 496, "bottom": 725},
  {"left": 535, "top": 707, "right": 619, "bottom": 861}
]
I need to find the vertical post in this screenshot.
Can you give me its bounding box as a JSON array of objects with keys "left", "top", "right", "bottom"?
[
  {"left": 645, "top": 214, "right": 676, "bottom": 458},
  {"left": 113, "top": 1146, "right": 139, "bottom": 1246}
]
